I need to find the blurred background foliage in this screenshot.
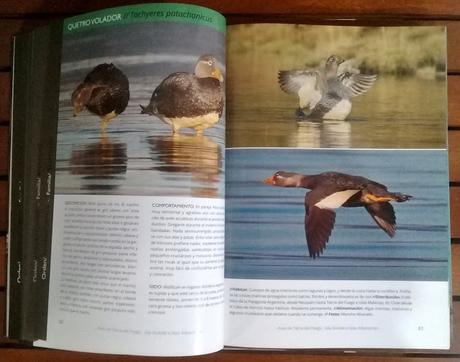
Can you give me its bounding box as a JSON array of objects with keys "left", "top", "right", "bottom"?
[{"left": 227, "top": 25, "right": 446, "bottom": 77}]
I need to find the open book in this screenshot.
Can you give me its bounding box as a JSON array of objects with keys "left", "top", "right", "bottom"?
[{"left": 7, "top": 2, "right": 451, "bottom": 356}]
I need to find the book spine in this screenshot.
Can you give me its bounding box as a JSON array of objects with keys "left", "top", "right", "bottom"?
[
  {"left": 8, "top": 30, "right": 32, "bottom": 339},
  {"left": 7, "top": 32, "right": 30, "bottom": 339},
  {"left": 19, "top": 28, "right": 43, "bottom": 340},
  {"left": 7, "top": 22, "right": 63, "bottom": 341},
  {"left": 33, "top": 22, "right": 62, "bottom": 340}
]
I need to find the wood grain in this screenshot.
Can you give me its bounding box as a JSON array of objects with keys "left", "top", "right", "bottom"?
[
  {"left": 453, "top": 244, "right": 460, "bottom": 296},
  {"left": 447, "top": 22, "right": 460, "bottom": 74},
  {"left": 0, "top": 181, "right": 7, "bottom": 231},
  {"left": 451, "top": 187, "right": 460, "bottom": 238},
  {"left": 448, "top": 76, "right": 460, "bottom": 126},
  {"left": 448, "top": 132, "right": 459, "bottom": 182},
  {"left": 0, "top": 74, "right": 9, "bottom": 122},
  {"left": 0, "top": 127, "right": 7, "bottom": 176},
  {"left": 2, "top": 0, "right": 460, "bottom": 18},
  {"left": 0, "top": 236, "right": 4, "bottom": 287},
  {"left": 0, "top": 290, "right": 4, "bottom": 339}
]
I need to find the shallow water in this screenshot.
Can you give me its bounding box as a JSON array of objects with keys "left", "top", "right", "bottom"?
[
  {"left": 226, "top": 54, "right": 447, "bottom": 149},
  {"left": 224, "top": 149, "right": 450, "bottom": 281},
  {"left": 55, "top": 23, "right": 225, "bottom": 197}
]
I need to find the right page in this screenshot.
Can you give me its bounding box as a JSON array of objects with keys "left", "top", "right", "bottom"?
[{"left": 224, "top": 24, "right": 450, "bottom": 350}]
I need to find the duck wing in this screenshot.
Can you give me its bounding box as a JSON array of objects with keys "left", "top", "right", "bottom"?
[
  {"left": 278, "top": 70, "right": 323, "bottom": 109},
  {"left": 151, "top": 73, "right": 223, "bottom": 118},
  {"left": 88, "top": 84, "right": 129, "bottom": 115},
  {"left": 304, "top": 204, "right": 336, "bottom": 258},
  {"left": 337, "top": 72, "right": 377, "bottom": 98},
  {"left": 304, "top": 188, "right": 360, "bottom": 258},
  {"left": 365, "top": 202, "right": 396, "bottom": 237}
]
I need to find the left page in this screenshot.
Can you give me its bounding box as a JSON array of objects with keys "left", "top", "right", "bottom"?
[{"left": 33, "top": 3, "right": 226, "bottom": 356}]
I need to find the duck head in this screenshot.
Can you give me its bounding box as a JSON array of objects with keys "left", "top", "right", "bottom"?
[
  {"left": 325, "top": 55, "right": 345, "bottom": 77},
  {"left": 71, "top": 83, "right": 93, "bottom": 116},
  {"left": 194, "top": 55, "right": 223, "bottom": 82},
  {"left": 263, "top": 171, "right": 308, "bottom": 187}
]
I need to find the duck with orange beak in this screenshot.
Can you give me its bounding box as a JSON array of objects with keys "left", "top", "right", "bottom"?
[
  {"left": 263, "top": 171, "right": 412, "bottom": 258},
  {"left": 140, "top": 54, "right": 224, "bottom": 136}
]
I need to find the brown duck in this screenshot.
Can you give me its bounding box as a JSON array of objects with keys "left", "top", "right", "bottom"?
[
  {"left": 72, "top": 63, "right": 130, "bottom": 132},
  {"left": 140, "top": 55, "right": 224, "bottom": 135},
  {"left": 263, "top": 171, "right": 412, "bottom": 258}
]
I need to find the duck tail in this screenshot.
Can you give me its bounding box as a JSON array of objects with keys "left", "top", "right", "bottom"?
[
  {"left": 139, "top": 104, "right": 154, "bottom": 115},
  {"left": 394, "top": 193, "right": 413, "bottom": 202}
]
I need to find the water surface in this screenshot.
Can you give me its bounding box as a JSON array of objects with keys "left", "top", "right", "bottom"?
[{"left": 225, "top": 148, "right": 450, "bottom": 281}]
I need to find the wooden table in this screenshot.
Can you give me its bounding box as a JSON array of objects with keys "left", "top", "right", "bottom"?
[{"left": 0, "top": 1, "right": 459, "bottom": 361}]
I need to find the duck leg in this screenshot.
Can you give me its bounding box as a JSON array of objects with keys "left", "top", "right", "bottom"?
[
  {"left": 295, "top": 107, "right": 307, "bottom": 119},
  {"left": 364, "top": 192, "right": 412, "bottom": 203},
  {"left": 100, "top": 110, "right": 118, "bottom": 133}
]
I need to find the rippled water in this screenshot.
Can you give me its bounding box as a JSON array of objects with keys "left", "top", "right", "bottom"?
[
  {"left": 225, "top": 148, "right": 450, "bottom": 281},
  {"left": 54, "top": 23, "right": 225, "bottom": 197}
]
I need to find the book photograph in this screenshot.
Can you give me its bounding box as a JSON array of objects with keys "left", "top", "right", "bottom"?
[
  {"left": 225, "top": 148, "right": 450, "bottom": 281},
  {"left": 55, "top": 14, "right": 225, "bottom": 198},
  {"left": 226, "top": 24, "right": 447, "bottom": 149}
]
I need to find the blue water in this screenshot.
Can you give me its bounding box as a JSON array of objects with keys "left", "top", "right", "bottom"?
[{"left": 225, "top": 148, "right": 450, "bottom": 281}]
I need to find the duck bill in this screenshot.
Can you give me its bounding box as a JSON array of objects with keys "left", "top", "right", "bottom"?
[
  {"left": 73, "top": 105, "right": 82, "bottom": 117},
  {"left": 263, "top": 176, "right": 275, "bottom": 185},
  {"left": 212, "top": 68, "right": 224, "bottom": 82}
]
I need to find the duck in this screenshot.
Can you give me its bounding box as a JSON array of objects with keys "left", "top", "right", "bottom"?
[
  {"left": 140, "top": 54, "right": 224, "bottom": 136},
  {"left": 263, "top": 171, "right": 412, "bottom": 258},
  {"left": 278, "top": 55, "right": 377, "bottom": 120},
  {"left": 71, "top": 63, "right": 130, "bottom": 132}
]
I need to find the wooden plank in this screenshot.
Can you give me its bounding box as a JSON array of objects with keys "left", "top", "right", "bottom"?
[
  {"left": 452, "top": 187, "right": 460, "bottom": 239},
  {"left": 0, "top": 290, "right": 4, "bottom": 339},
  {"left": 453, "top": 244, "right": 460, "bottom": 296},
  {"left": 448, "top": 76, "right": 460, "bottom": 127},
  {"left": 449, "top": 131, "right": 460, "bottom": 182},
  {"left": 0, "top": 236, "right": 4, "bottom": 288},
  {"left": 0, "top": 73, "right": 9, "bottom": 121},
  {"left": 2, "top": 0, "right": 460, "bottom": 18},
  {"left": 0, "top": 181, "right": 7, "bottom": 232},
  {"left": 447, "top": 22, "right": 460, "bottom": 74},
  {"left": 0, "top": 127, "right": 7, "bottom": 176}
]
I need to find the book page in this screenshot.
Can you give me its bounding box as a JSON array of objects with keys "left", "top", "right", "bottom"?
[
  {"left": 34, "top": 3, "right": 226, "bottom": 356},
  {"left": 224, "top": 24, "right": 450, "bottom": 350}
]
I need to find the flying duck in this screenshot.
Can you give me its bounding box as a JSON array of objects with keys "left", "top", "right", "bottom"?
[
  {"left": 278, "top": 55, "right": 377, "bottom": 120},
  {"left": 72, "top": 63, "right": 130, "bottom": 131},
  {"left": 140, "top": 55, "right": 224, "bottom": 136},
  {"left": 263, "top": 171, "right": 412, "bottom": 258}
]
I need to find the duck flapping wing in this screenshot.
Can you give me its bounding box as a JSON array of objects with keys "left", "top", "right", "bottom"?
[
  {"left": 337, "top": 72, "right": 377, "bottom": 98},
  {"left": 278, "top": 69, "right": 325, "bottom": 109}
]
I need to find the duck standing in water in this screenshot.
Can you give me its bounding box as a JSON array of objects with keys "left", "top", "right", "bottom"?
[
  {"left": 72, "top": 63, "right": 130, "bottom": 132},
  {"left": 263, "top": 171, "right": 412, "bottom": 258},
  {"left": 278, "top": 55, "right": 377, "bottom": 120},
  {"left": 140, "top": 55, "right": 224, "bottom": 136}
]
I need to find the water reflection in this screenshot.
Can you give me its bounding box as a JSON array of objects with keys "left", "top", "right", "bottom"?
[
  {"left": 69, "top": 136, "right": 127, "bottom": 191},
  {"left": 292, "top": 119, "right": 351, "bottom": 148},
  {"left": 147, "top": 134, "right": 223, "bottom": 197},
  {"left": 227, "top": 51, "right": 447, "bottom": 148}
]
